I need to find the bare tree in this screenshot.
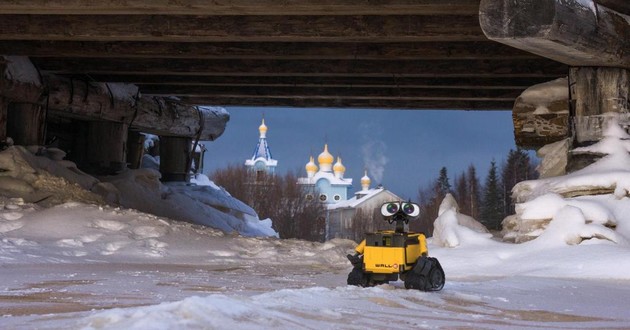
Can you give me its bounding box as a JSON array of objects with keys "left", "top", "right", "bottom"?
[{"left": 211, "top": 166, "right": 325, "bottom": 241}]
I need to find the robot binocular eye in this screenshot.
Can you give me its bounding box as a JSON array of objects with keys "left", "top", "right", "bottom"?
[
  {"left": 401, "top": 202, "right": 420, "bottom": 217},
  {"left": 380, "top": 201, "right": 420, "bottom": 217},
  {"left": 381, "top": 202, "right": 399, "bottom": 216}
]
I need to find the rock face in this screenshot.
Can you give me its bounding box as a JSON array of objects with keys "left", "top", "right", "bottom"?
[
  {"left": 536, "top": 138, "right": 570, "bottom": 178},
  {"left": 502, "top": 117, "right": 630, "bottom": 243},
  {"left": 512, "top": 78, "right": 570, "bottom": 149}
]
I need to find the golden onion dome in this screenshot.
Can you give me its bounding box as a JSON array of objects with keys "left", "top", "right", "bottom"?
[
  {"left": 258, "top": 118, "right": 268, "bottom": 136},
  {"left": 305, "top": 156, "right": 318, "bottom": 173},
  {"left": 361, "top": 171, "right": 371, "bottom": 186},
  {"left": 317, "top": 144, "right": 334, "bottom": 166},
  {"left": 333, "top": 157, "right": 346, "bottom": 174}
]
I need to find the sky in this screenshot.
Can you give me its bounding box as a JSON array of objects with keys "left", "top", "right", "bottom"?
[
  {"left": 202, "top": 106, "right": 524, "bottom": 200},
  {"left": 3, "top": 126, "right": 630, "bottom": 328}
]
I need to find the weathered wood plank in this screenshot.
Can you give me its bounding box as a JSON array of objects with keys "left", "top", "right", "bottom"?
[
  {"left": 6, "top": 103, "right": 45, "bottom": 146},
  {"left": 43, "top": 74, "right": 228, "bottom": 140},
  {"left": 0, "top": 57, "right": 228, "bottom": 140},
  {"left": 86, "top": 121, "right": 128, "bottom": 173},
  {"left": 86, "top": 75, "right": 556, "bottom": 90},
  {"left": 141, "top": 85, "right": 523, "bottom": 100},
  {"left": 181, "top": 97, "right": 514, "bottom": 110},
  {"left": 570, "top": 67, "right": 630, "bottom": 143},
  {"left": 0, "top": 14, "right": 485, "bottom": 42},
  {"left": 0, "top": 97, "right": 7, "bottom": 144},
  {"left": 479, "top": 0, "right": 630, "bottom": 68},
  {"left": 0, "top": 0, "right": 480, "bottom": 15},
  {"left": 0, "top": 56, "right": 43, "bottom": 103},
  {"left": 159, "top": 136, "right": 191, "bottom": 182},
  {"left": 34, "top": 58, "right": 567, "bottom": 77},
  {"left": 0, "top": 40, "right": 537, "bottom": 60}
]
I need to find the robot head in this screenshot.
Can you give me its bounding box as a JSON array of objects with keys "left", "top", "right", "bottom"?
[{"left": 380, "top": 201, "right": 420, "bottom": 225}]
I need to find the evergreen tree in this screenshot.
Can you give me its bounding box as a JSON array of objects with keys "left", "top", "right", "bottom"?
[
  {"left": 467, "top": 164, "right": 482, "bottom": 220},
  {"left": 481, "top": 160, "right": 503, "bottom": 230},
  {"left": 437, "top": 166, "right": 451, "bottom": 196},
  {"left": 454, "top": 171, "right": 469, "bottom": 215},
  {"left": 414, "top": 167, "right": 451, "bottom": 236},
  {"left": 501, "top": 149, "right": 539, "bottom": 216}
]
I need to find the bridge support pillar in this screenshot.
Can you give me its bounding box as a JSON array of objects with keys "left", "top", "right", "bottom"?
[
  {"left": 126, "top": 130, "right": 145, "bottom": 170},
  {"left": 570, "top": 67, "right": 630, "bottom": 144},
  {"left": 7, "top": 103, "right": 46, "bottom": 146},
  {"left": 85, "top": 121, "right": 129, "bottom": 174},
  {"left": 0, "top": 97, "right": 6, "bottom": 146},
  {"left": 159, "top": 136, "right": 191, "bottom": 182}
]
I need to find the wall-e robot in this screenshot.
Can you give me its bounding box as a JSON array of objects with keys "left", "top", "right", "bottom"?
[{"left": 347, "top": 201, "right": 445, "bottom": 291}]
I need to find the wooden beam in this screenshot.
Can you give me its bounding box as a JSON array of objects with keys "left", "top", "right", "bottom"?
[
  {"left": 0, "top": 14, "right": 485, "bottom": 42},
  {"left": 479, "top": 0, "right": 630, "bottom": 68},
  {"left": 141, "top": 85, "right": 523, "bottom": 100},
  {"left": 86, "top": 75, "right": 558, "bottom": 90},
  {"left": 0, "top": 56, "right": 43, "bottom": 104},
  {"left": 33, "top": 58, "right": 567, "bottom": 77},
  {"left": 0, "top": 0, "right": 480, "bottom": 15},
  {"left": 0, "top": 40, "right": 538, "bottom": 60},
  {"left": 42, "top": 74, "right": 228, "bottom": 140},
  {"left": 181, "top": 97, "right": 515, "bottom": 110},
  {"left": 570, "top": 67, "right": 630, "bottom": 143}
]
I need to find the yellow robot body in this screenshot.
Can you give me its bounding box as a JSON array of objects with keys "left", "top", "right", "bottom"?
[
  {"left": 347, "top": 201, "right": 444, "bottom": 291},
  {"left": 355, "top": 231, "right": 427, "bottom": 274}
]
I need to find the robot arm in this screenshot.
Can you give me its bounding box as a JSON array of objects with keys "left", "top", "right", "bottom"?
[
  {"left": 347, "top": 239, "right": 366, "bottom": 266},
  {"left": 419, "top": 234, "right": 428, "bottom": 256},
  {"left": 355, "top": 239, "right": 366, "bottom": 254}
]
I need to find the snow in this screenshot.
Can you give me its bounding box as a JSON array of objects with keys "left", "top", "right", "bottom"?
[
  {"left": 518, "top": 77, "right": 568, "bottom": 115},
  {"left": 3, "top": 120, "right": 630, "bottom": 328},
  {"left": 2, "top": 56, "right": 41, "bottom": 85}
]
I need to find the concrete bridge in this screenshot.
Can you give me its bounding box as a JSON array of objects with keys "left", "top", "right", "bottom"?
[{"left": 0, "top": 0, "right": 628, "bottom": 180}]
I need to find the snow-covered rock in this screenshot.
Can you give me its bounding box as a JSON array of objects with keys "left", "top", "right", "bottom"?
[
  {"left": 506, "top": 118, "right": 630, "bottom": 242},
  {"left": 432, "top": 194, "right": 491, "bottom": 248}
]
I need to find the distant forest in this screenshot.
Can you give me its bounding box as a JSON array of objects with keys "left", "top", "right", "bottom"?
[{"left": 412, "top": 148, "right": 538, "bottom": 235}]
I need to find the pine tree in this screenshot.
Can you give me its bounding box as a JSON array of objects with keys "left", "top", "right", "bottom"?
[
  {"left": 437, "top": 166, "right": 451, "bottom": 196},
  {"left": 501, "top": 148, "right": 539, "bottom": 216},
  {"left": 467, "top": 164, "right": 481, "bottom": 220},
  {"left": 481, "top": 160, "right": 504, "bottom": 230},
  {"left": 454, "top": 171, "right": 469, "bottom": 215},
  {"left": 414, "top": 167, "right": 451, "bottom": 236}
]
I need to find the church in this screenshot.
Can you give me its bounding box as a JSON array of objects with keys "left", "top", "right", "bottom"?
[
  {"left": 245, "top": 117, "right": 401, "bottom": 241},
  {"left": 297, "top": 144, "right": 401, "bottom": 241},
  {"left": 244, "top": 118, "right": 277, "bottom": 180}
]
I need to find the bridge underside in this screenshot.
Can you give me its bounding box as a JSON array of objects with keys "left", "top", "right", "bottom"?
[{"left": 0, "top": 0, "right": 574, "bottom": 111}]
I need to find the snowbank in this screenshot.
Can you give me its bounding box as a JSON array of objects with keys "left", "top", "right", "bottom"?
[{"left": 0, "top": 145, "right": 277, "bottom": 237}]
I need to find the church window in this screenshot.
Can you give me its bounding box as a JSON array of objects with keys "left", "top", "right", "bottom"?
[
  {"left": 319, "top": 194, "right": 328, "bottom": 202},
  {"left": 333, "top": 194, "right": 341, "bottom": 201},
  {"left": 305, "top": 193, "right": 314, "bottom": 201}
]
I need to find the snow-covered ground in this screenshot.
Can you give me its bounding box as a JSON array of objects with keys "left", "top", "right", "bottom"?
[
  {"left": 3, "top": 119, "right": 630, "bottom": 329},
  {"left": 2, "top": 197, "right": 630, "bottom": 329}
]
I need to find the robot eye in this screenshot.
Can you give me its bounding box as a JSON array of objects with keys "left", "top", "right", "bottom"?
[
  {"left": 381, "top": 202, "right": 400, "bottom": 216},
  {"left": 401, "top": 202, "right": 420, "bottom": 217}
]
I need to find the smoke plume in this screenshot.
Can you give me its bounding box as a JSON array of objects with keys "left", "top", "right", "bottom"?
[{"left": 360, "top": 123, "right": 388, "bottom": 184}]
